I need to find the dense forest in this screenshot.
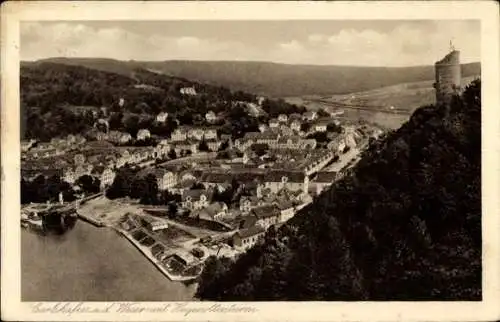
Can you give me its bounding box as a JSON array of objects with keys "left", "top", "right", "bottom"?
[
  {"left": 21, "top": 62, "right": 304, "bottom": 141},
  {"left": 32, "top": 57, "right": 480, "bottom": 97},
  {"left": 196, "top": 79, "right": 481, "bottom": 301}
]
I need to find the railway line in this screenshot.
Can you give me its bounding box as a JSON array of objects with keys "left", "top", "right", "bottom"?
[{"left": 307, "top": 98, "right": 413, "bottom": 116}]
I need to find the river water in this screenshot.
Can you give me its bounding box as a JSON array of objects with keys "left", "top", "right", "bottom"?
[{"left": 21, "top": 220, "right": 196, "bottom": 301}]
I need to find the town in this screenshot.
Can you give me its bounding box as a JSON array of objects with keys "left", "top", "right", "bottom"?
[{"left": 21, "top": 91, "right": 384, "bottom": 281}]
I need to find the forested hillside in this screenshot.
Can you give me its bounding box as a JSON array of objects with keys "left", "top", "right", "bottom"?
[
  {"left": 33, "top": 57, "right": 481, "bottom": 97},
  {"left": 196, "top": 79, "right": 482, "bottom": 301},
  {"left": 21, "top": 62, "right": 303, "bottom": 141}
]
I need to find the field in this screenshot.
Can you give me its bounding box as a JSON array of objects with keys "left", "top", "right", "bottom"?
[
  {"left": 325, "top": 75, "right": 479, "bottom": 112},
  {"left": 286, "top": 75, "right": 480, "bottom": 130}
]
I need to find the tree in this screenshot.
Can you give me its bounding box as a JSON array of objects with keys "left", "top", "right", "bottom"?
[
  {"left": 123, "top": 114, "right": 140, "bottom": 137},
  {"left": 167, "top": 202, "right": 178, "bottom": 219},
  {"left": 251, "top": 143, "right": 269, "bottom": 157},
  {"left": 198, "top": 140, "right": 209, "bottom": 152},
  {"left": 327, "top": 123, "right": 342, "bottom": 133},
  {"left": 218, "top": 140, "right": 229, "bottom": 152},
  {"left": 307, "top": 132, "right": 328, "bottom": 143},
  {"left": 168, "top": 149, "right": 177, "bottom": 160},
  {"left": 191, "top": 182, "right": 205, "bottom": 190},
  {"left": 195, "top": 256, "right": 234, "bottom": 299},
  {"left": 75, "top": 175, "right": 100, "bottom": 194},
  {"left": 139, "top": 174, "right": 159, "bottom": 205},
  {"left": 106, "top": 166, "right": 135, "bottom": 199},
  {"left": 109, "top": 112, "right": 124, "bottom": 131}
]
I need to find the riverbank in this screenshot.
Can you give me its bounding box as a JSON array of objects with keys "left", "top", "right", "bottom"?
[
  {"left": 113, "top": 227, "right": 200, "bottom": 282},
  {"left": 76, "top": 210, "right": 106, "bottom": 227},
  {"left": 22, "top": 221, "right": 196, "bottom": 301}
]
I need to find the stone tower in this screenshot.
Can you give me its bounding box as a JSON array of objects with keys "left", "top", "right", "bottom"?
[{"left": 434, "top": 45, "right": 461, "bottom": 106}]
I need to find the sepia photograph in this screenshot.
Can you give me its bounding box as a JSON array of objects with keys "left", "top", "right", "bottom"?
[{"left": 2, "top": 1, "right": 499, "bottom": 322}]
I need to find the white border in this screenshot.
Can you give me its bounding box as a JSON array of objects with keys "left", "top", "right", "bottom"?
[{"left": 2, "top": 1, "right": 499, "bottom": 321}]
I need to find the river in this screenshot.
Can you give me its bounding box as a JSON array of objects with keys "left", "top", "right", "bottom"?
[{"left": 21, "top": 220, "right": 197, "bottom": 301}]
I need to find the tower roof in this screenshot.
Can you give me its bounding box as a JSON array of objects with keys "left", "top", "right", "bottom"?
[{"left": 436, "top": 50, "right": 460, "bottom": 65}]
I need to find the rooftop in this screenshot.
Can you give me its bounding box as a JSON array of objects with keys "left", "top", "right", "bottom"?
[
  {"left": 313, "top": 171, "right": 338, "bottom": 183},
  {"left": 236, "top": 225, "right": 266, "bottom": 239},
  {"left": 252, "top": 204, "right": 280, "bottom": 219}
]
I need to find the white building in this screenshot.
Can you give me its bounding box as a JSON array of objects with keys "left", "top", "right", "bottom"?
[
  {"left": 171, "top": 128, "right": 188, "bottom": 142},
  {"left": 205, "top": 111, "right": 217, "bottom": 123},
  {"left": 156, "top": 112, "right": 169, "bottom": 123},
  {"left": 137, "top": 129, "right": 151, "bottom": 141},
  {"left": 180, "top": 87, "right": 197, "bottom": 96},
  {"left": 278, "top": 114, "right": 288, "bottom": 123}
]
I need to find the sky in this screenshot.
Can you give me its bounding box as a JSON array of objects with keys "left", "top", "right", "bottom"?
[{"left": 20, "top": 20, "right": 480, "bottom": 67}]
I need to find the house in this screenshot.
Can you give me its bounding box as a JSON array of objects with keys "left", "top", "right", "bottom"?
[
  {"left": 152, "top": 169, "right": 178, "bottom": 191},
  {"left": 168, "top": 179, "right": 197, "bottom": 195},
  {"left": 276, "top": 200, "right": 295, "bottom": 223},
  {"left": 243, "top": 102, "right": 258, "bottom": 117},
  {"left": 262, "top": 171, "right": 309, "bottom": 195},
  {"left": 241, "top": 132, "right": 280, "bottom": 149},
  {"left": 311, "top": 171, "right": 338, "bottom": 193},
  {"left": 141, "top": 216, "right": 169, "bottom": 232},
  {"left": 239, "top": 196, "right": 260, "bottom": 214},
  {"left": 303, "top": 111, "right": 318, "bottom": 121},
  {"left": 89, "top": 130, "right": 107, "bottom": 141},
  {"left": 100, "top": 167, "right": 116, "bottom": 190},
  {"left": 290, "top": 120, "right": 302, "bottom": 132},
  {"left": 206, "top": 139, "right": 222, "bottom": 152},
  {"left": 153, "top": 143, "right": 170, "bottom": 159},
  {"left": 74, "top": 153, "right": 86, "bottom": 166},
  {"left": 204, "top": 128, "right": 218, "bottom": 140},
  {"left": 179, "top": 171, "right": 199, "bottom": 182},
  {"left": 180, "top": 87, "right": 197, "bottom": 96},
  {"left": 252, "top": 204, "right": 281, "bottom": 229},
  {"left": 232, "top": 225, "right": 266, "bottom": 250},
  {"left": 181, "top": 189, "right": 211, "bottom": 211},
  {"left": 201, "top": 173, "right": 233, "bottom": 190},
  {"left": 257, "top": 96, "right": 266, "bottom": 106},
  {"left": 107, "top": 131, "right": 132, "bottom": 144},
  {"left": 313, "top": 119, "right": 329, "bottom": 132},
  {"left": 258, "top": 124, "right": 268, "bottom": 133},
  {"left": 269, "top": 119, "right": 280, "bottom": 128},
  {"left": 280, "top": 126, "right": 294, "bottom": 136},
  {"left": 171, "top": 128, "right": 188, "bottom": 142},
  {"left": 94, "top": 118, "right": 110, "bottom": 132},
  {"left": 192, "top": 202, "right": 228, "bottom": 221},
  {"left": 188, "top": 128, "right": 205, "bottom": 141},
  {"left": 278, "top": 114, "right": 288, "bottom": 123},
  {"left": 329, "top": 109, "right": 345, "bottom": 117},
  {"left": 205, "top": 111, "right": 217, "bottom": 123},
  {"left": 137, "top": 129, "right": 151, "bottom": 141},
  {"left": 172, "top": 140, "right": 198, "bottom": 155},
  {"left": 327, "top": 137, "right": 346, "bottom": 152},
  {"left": 63, "top": 168, "right": 76, "bottom": 184},
  {"left": 156, "top": 112, "right": 169, "bottom": 123}
]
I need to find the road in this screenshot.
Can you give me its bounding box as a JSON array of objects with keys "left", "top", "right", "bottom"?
[
  {"left": 308, "top": 98, "right": 412, "bottom": 115},
  {"left": 157, "top": 152, "right": 217, "bottom": 167},
  {"left": 323, "top": 147, "right": 361, "bottom": 172}
]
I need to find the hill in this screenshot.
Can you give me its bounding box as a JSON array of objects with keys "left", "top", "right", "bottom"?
[
  {"left": 29, "top": 58, "right": 481, "bottom": 98},
  {"left": 196, "top": 79, "right": 481, "bottom": 301},
  {"left": 20, "top": 62, "right": 303, "bottom": 141}
]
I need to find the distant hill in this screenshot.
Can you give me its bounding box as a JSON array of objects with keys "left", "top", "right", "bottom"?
[
  {"left": 20, "top": 62, "right": 303, "bottom": 141},
  {"left": 196, "top": 79, "right": 481, "bottom": 301},
  {"left": 29, "top": 57, "right": 481, "bottom": 98}
]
